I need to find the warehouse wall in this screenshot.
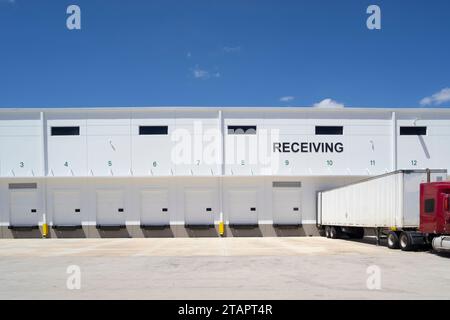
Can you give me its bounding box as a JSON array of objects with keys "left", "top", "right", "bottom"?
[
  {"left": 0, "top": 108, "right": 399, "bottom": 178},
  {"left": 396, "top": 113, "right": 450, "bottom": 171},
  {"left": 0, "top": 112, "right": 44, "bottom": 177},
  {"left": 0, "top": 107, "right": 449, "bottom": 238}
]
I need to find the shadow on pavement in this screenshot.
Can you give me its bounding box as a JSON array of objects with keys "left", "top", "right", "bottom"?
[{"left": 339, "top": 235, "right": 450, "bottom": 258}]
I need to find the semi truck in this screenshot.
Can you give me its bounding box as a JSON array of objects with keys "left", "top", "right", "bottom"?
[{"left": 317, "top": 169, "right": 450, "bottom": 252}]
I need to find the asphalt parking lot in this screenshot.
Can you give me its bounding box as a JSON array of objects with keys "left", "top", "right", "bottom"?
[{"left": 0, "top": 237, "right": 448, "bottom": 300}]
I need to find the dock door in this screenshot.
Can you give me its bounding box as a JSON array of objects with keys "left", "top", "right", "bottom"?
[
  {"left": 228, "top": 189, "right": 258, "bottom": 226},
  {"left": 9, "top": 183, "right": 41, "bottom": 228},
  {"left": 96, "top": 190, "right": 126, "bottom": 227},
  {"left": 184, "top": 189, "right": 215, "bottom": 226},
  {"left": 272, "top": 182, "right": 302, "bottom": 226},
  {"left": 52, "top": 190, "right": 82, "bottom": 228},
  {"left": 140, "top": 189, "right": 170, "bottom": 227}
]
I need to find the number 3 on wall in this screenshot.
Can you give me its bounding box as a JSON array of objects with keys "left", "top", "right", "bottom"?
[{"left": 19, "top": 162, "right": 24, "bottom": 168}]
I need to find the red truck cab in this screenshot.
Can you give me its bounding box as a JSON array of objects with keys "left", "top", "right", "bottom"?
[{"left": 420, "top": 182, "right": 450, "bottom": 235}]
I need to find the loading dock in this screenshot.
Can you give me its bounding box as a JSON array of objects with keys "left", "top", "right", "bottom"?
[
  {"left": 228, "top": 189, "right": 258, "bottom": 227},
  {"left": 52, "top": 190, "right": 82, "bottom": 229},
  {"left": 184, "top": 188, "right": 215, "bottom": 227},
  {"left": 272, "top": 182, "right": 302, "bottom": 226},
  {"left": 140, "top": 189, "right": 170, "bottom": 228},
  {"left": 1, "top": 107, "right": 450, "bottom": 238},
  {"left": 96, "top": 189, "right": 126, "bottom": 229},
  {"left": 8, "top": 183, "right": 41, "bottom": 229}
]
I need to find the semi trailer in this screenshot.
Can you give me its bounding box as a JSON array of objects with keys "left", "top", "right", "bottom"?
[{"left": 317, "top": 169, "right": 450, "bottom": 252}]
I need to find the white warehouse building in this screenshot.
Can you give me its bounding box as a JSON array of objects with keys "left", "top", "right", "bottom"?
[{"left": 0, "top": 107, "right": 449, "bottom": 238}]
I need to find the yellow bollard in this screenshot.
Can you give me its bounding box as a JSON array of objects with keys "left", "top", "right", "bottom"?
[
  {"left": 219, "top": 221, "right": 224, "bottom": 236},
  {"left": 42, "top": 223, "right": 48, "bottom": 238}
]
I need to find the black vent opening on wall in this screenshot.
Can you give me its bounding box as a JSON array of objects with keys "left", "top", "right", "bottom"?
[
  {"left": 315, "top": 126, "right": 343, "bottom": 135},
  {"left": 227, "top": 126, "right": 257, "bottom": 135},
  {"left": 139, "top": 126, "right": 168, "bottom": 135},
  {"left": 400, "top": 126, "right": 427, "bottom": 136},
  {"left": 51, "top": 126, "right": 80, "bottom": 136}
]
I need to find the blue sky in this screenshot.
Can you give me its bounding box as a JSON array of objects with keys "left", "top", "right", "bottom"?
[{"left": 0, "top": 0, "right": 449, "bottom": 108}]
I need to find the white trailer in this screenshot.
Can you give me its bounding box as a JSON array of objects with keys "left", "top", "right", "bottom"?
[{"left": 317, "top": 169, "right": 448, "bottom": 245}]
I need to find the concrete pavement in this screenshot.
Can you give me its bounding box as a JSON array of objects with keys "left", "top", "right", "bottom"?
[{"left": 0, "top": 237, "right": 448, "bottom": 299}]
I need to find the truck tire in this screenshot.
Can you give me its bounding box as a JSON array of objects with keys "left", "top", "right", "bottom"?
[
  {"left": 318, "top": 228, "right": 326, "bottom": 237},
  {"left": 399, "top": 232, "right": 414, "bottom": 251},
  {"left": 330, "top": 226, "right": 341, "bottom": 239},
  {"left": 325, "top": 226, "right": 331, "bottom": 238},
  {"left": 387, "top": 231, "right": 400, "bottom": 249}
]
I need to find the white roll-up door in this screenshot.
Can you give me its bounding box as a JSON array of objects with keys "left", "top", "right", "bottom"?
[
  {"left": 53, "top": 190, "right": 82, "bottom": 226},
  {"left": 140, "top": 189, "right": 169, "bottom": 226},
  {"left": 96, "top": 190, "right": 125, "bottom": 225},
  {"left": 228, "top": 189, "right": 258, "bottom": 225},
  {"left": 184, "top": 189, "right": 215, "bottom": 225},
  {"left": 272, "top": 187, "right": 302, "bottom": 225},
  {"left": 9, "top": 183, "right": 41, "bottom": 227}
]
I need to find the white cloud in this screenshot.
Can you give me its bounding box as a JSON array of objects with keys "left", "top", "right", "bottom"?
[
  {"left": 223, "top": 46, "right": 241, "bottom": 53},
  {"left": 420, "top": 88, "right": 450, "bottom": 106},
  {"left": 191, "top": 66, "right": 220, "bottom": 80},
  {"left": 279, "top": 96, "right": 295, "bottom": 102},
  {"left": 193, "top": 68, "right": 209, "bottom": 79},
  {"left": 313, "top": 98, "right": 345, "bottom": 109},
  {"left": 186, "top": 52, "right": 192, "bottom": 59}
]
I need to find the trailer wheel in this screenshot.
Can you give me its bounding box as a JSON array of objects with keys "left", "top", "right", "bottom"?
[
  {"left": 330, "top": 226, "right": 341, "bottom": 239},
  {"left": 387, "top": 231, "right": 400, "bottom": 249},
  {"left": 325, "top": 226, "right": 331, "bottom": 238},
  {"left": 399, "top": 232, "right": 414, "bottom": 251},
  {"left": 318, "top": 228, "right": 326, "bottom": 237}
]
